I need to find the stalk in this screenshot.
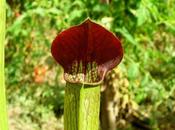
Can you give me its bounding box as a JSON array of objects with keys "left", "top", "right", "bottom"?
[
  {"left": 51, "top": 18, "right": 123, "bottom": 130},
  {"left": 0, "top": 0, "right": 9, "bottom": 130},
  {"left": 64, "top": 82, "right": 100, "bottom": 130}
]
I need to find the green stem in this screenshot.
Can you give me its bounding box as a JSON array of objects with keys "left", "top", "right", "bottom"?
[
  {"left": 0, "top": 0, "right": 8, "bottom": 130},
  {"left": 64, "top": 82, "right": 100, "bottom": 130}
]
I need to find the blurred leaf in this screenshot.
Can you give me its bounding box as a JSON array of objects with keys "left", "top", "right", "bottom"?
[
  {"left": 115, "top": 27, "right": 138, "bottom": 45},
  {"left": 128, "top": 62, "right": 139, "bottom": 79},
  {"left": 136, "top": 2, "right": 150, "bottom": 26}
]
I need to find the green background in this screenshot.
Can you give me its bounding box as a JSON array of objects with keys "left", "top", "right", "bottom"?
[{"left": 5, "top": 0, "right": 175, "bottom": 130}]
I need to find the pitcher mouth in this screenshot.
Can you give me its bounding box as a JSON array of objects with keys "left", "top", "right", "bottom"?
[
  {"left": 63, "top": 57, "right": 122, "bottom": 85},
  {"left": 63, "top": 60, "right": 101, "bottom": 85}
]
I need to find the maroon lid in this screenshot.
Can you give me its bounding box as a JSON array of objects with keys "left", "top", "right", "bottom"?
[{"left": 51, "top": 19, "right": 123, "bottom": 84}]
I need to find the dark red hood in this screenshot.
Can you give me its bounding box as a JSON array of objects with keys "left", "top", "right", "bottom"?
[{"left": 51, "top": 19, "right": 123, "bottom": 84}]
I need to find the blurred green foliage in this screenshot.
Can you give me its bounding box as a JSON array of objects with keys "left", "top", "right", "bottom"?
[{"left": 6, "top": 0, "right": 175, "bottom": 130}]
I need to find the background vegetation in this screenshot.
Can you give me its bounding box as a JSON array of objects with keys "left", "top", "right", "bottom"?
[{"left": 6, "top": 0, "right": 175, "bottom": 130}]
